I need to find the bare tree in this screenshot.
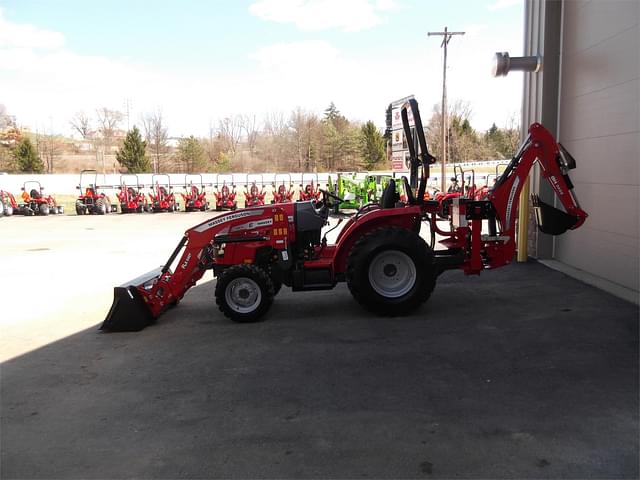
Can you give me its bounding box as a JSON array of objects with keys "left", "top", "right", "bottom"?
[
  {"left": 218, "top": 115, "right": 243, "bottom": 157},
  {"left": 141, "top": 110, "right": 169, "bottom": 173},
  {"left": 36, "top": 133, "right": 63, "bottom": 173},
  {"left": 263, "top": 111, "right": 288, "bottom": 137},
  {"left": 95, "top": 107, "right": 123, "bottom": 173},
  {"left": 203, "top": 122, "right": 224, "bottom": 167},
  {"left": 70, "top": 111, "right": 91, "bottom": 139},
  {"left": 241, "top": 114, "right": 259, "bottom": 159},
  {"left": 289, "top": 108, "right": 320, "bottom": 171}
]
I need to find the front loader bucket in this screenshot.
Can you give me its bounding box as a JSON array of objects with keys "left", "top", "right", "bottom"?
[
  {"left": 532, "top": 195, "right": 577, "bottom": 235},
  {"left": 101, "top": 267, "right": 162, "bottom": 332}
]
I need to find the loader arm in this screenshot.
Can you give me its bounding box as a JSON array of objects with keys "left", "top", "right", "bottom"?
[{"left": 102, "top": 207, "right": 290, "bottom": 331}]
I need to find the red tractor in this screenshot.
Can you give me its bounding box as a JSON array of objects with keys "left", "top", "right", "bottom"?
[
  {"left": 433, "top": 182, "right": 461, "bottom": 218},
  {"left": 0, "top": 190, "right": 18, "bottom": 216},
  {"left": 75, "top": 170, "right": 117, "bottom": 215},
  {"left": 299, "top": 173, "right": 322, "bottom": 202},
  {"left": 16, "top": 181, "right": 63, "bottom": 216},
  {"left": 148, "top": 174, "right": 178, "bottom": 213},
  {"left": 102, "top": 98, "right": 587, "bottom": 331},
  {"left": 181, "top": 174, "right": 210, "bottom": 212},
  {"left": 474, "top": 163, "right": 507, "bottom": 201},
  {"left": 244, "top": 175, "right": 266, "bottom": 207},
  {"left": 213, "top": 175, "right": 237, "bottom": 211},
  {"left": 116, "top": 174, "right": 147, "bottom": 213},
  {"left": 271, "top": 174, "right": 295, "bottom": 204}
]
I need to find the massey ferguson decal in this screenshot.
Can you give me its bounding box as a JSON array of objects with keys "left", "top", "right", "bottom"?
[
  {"left": 194, "top": 209, "right": 264, "bottom": 232},
  {"left": 230, "top": 218, "right": 273, "bottom": 232}
]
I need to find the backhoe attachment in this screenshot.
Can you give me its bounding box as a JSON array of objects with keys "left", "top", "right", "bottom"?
[{"left": 532, "top": 195, "right": 578, "bottom": 235}]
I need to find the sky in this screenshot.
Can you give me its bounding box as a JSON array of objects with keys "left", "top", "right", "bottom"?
[{"left": 0, "top": 0, "right": 524, "bottom": 138}]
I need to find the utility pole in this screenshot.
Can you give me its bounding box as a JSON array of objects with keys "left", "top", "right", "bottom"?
[
  {"left": 428, "top": 26, "right": 465, "bottom": 191},
  {"left": 124, "top": 98, "right": 132, "bottom": 131}
]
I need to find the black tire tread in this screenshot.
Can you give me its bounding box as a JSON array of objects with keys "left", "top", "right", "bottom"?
[
  {"left": 215, "top": 264, "right": 274, "bottom": 323},
  {"left": 346, "top": 227, "right": 435, "bottom": 316}
]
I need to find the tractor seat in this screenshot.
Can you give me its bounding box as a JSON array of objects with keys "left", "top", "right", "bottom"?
[
  {"left": 402, "top": 177, "right": 416, "bottom": 205},
  {"left": 380, "top": 179, "right": 399, "bottom": 208}
]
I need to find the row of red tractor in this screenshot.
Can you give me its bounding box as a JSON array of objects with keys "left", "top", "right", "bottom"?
[
  {"left": 0, "top": 181, "right": 64, "bottom": 216},
  {"left": 0, "top": 170, "right": 325, "bottom": 217},
  {"left": 74, "top": 170, "right": 324, "bottom": 215},
  {"left": 0, "top": 165, "right": 502, "bottom": 218}
]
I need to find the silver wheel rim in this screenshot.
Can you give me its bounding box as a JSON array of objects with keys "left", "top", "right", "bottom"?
[
  {"left": 225, "top": 277, "right": 262, "bottom": 313},
  {"left": 368, "top": 250, "right": 416, "bottom": 298}
]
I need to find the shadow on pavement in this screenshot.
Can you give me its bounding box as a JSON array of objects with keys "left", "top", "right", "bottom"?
[{"left": 1, "top": 262, "right": 638, "bottom": 478}]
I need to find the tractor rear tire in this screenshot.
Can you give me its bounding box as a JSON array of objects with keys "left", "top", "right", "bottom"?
[
  {"left": 346, "top": 227, "right": 436, "bottom": 316},
  {"left": 39, "top": 203, "right": 50, "bottom": 216},
  {"left": 75, "top": 202, "right": 85, "bottom": 215},
  {"left": 215, "top": 265, "right": 275, "bottom": 323}
]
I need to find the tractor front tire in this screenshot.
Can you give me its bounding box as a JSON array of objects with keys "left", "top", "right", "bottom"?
[
  {"left": 95, "top": 198, "right": 106, "bottom": 215},
  {"left": 215, "top": 265, "right": 275, "bottom": 323},
  {"left": 346, "top": 227, "right": 436, "bottom": 316}
]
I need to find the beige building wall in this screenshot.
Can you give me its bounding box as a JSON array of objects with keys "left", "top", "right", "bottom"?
[
  {"left": 523, "top": 0, "right": 639, "bottom": 303},
  {"left": 554, "top": 0, "right": 639, "bottom": 299}
]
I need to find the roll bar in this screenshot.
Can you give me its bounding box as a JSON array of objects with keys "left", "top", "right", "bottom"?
[{"left": 401, "top": 99, "right": 436, "bottom": 205}]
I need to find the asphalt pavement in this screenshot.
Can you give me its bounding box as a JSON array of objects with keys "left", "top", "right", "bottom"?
[{"left": 1, "top": 212, "right": 638, "bottom": 478}]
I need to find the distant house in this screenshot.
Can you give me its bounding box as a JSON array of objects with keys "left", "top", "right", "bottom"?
[{"left": 76, "top": 129, "right": 127, "bottom": 152}]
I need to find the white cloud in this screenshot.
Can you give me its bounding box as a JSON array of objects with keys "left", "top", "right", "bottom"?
[
  {"left": 248, "top": 0, "right": 397, "bottom": 32},
  {"left": 0, "top": 4, "right": 523, "bottom": 141},
  {"left": 249, "top": 40, "right": 339, "bottom": 69},
  {"left": 487, "top": 0, "right": 521, "bottom": 12},
  {"left": 0, "top": 8, "right": 65, "bottom": 49}
]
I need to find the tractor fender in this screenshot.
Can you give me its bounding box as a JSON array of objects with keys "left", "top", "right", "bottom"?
[{"left": 332, "top": 206, "right": 422, "bottom": 275}]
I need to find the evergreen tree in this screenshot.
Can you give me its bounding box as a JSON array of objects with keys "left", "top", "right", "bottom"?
[
  {"left": 178, "top": 136, "right": 206, "bottom": 173},
  {"left": 360, "top": 121, "right": 386, "bottom": 169},
  {"left": 324, "top": 102, "right": 341, "bottom": 122},
  {"left": 116, "top": 126, "right": 151, "bottom": 173},
  {"left": 13, "top": 138, "right": 44, "bottom": 173},
  {"left": 383, "top": 103, "right": 392, "bottom": 142},
  {"left": 323, "top": 102, "right": 350, "bottom": 131}
]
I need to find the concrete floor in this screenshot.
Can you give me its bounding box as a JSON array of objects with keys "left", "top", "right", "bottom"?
[{"left": 1, "top": 212, "right": 638, "bottom": 478}]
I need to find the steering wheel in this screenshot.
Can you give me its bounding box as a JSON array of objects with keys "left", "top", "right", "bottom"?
[
  {"left": 313, "top": 188, "right": 343, "bottom": 216},
  {"left": 319, "top": 188, "right": 343, "bottom": 205}
]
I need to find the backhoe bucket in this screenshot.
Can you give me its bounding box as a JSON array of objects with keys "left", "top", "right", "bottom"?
[
  {"left": 101, "top": 267, "right": 162, "bottom": 332},
  {"left": 532, "top": 195, "right": 577, "bottom": 235}
]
